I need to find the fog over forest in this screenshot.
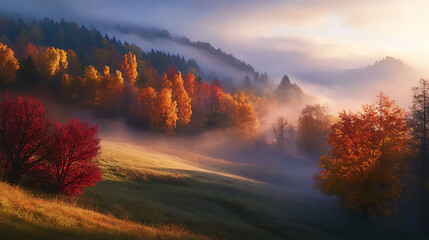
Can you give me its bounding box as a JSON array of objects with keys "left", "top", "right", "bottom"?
[
  {"left": 0, "top": 1, "right": 428, "bottom": 239},
  {"left": 1, "top": 0, "right": 427, "bottom": 113}
]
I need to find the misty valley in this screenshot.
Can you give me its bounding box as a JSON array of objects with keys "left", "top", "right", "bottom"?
[{"left": 0, "top": 2, "right": 429, "bottom": 240}]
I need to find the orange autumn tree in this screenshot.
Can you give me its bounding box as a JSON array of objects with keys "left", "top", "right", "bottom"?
[
  {"left": 230, "top": 91, "right": 259, "bottom": 135},
  {"left": 172, "top": 71, "right": 192, "bottom": 126},
  {"left": 150, "top": 88, "right": 178, "bottom": 133},
  {"left": 183, "top": 72, "right": 196, "bottom": 102},
  {"left": 119, "top": 52, "right": 138, "bottom": 111},
  {"left": 0, "top": 43, "right": 19, "bottom": 84},
  {"left": 161, "top": 73, "right": 172, "bottom": 89},
  {"left": 137, "top": 86, "right": 157, "bottom": 123},
  {"left": 98, "top": 66, "right": 123, "bottom": 110},
  {"left": 317, "top": 93, "right": 410, "bottom": 217}
]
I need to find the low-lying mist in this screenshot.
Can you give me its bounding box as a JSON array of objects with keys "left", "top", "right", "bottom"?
[
  {"left": 48, "top": 99, "right": 321, "bottom": 195},
  {"left": 43, "top": 96, "right": 423, "bottom": 235}
]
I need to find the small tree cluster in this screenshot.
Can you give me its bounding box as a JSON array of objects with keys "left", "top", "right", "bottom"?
[
  {"left": 25, "top": 43, "right": 67, "bottom": 77},
  {"left": 297, "top": 104, "right": 331, "bottom": 155},
  {"left": 0, "top": 93, "right": 101, "bottom": 196}
]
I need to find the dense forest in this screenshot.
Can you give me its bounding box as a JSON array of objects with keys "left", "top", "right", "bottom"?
[
  {"left": 0, "top": 17, "right": 200, "bottom": 77},
  {"left": 0, "top": 17, "right": 307, "bottom": 135}
]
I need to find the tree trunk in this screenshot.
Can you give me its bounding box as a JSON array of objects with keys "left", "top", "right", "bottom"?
[{"left": 7, "top": 168, "right": 21, "bottom": 185}]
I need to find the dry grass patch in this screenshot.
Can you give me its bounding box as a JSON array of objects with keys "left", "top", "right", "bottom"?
[{"left": 0, "top": 181, "right": 211, "bottom": 240}]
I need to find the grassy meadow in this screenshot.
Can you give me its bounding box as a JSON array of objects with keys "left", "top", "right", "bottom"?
[
  {"left": 75, "top": 140, "right": 376, "bottom": 239},
  {"left": 0, "top": 139, "right": 423, "bottom": 239}
]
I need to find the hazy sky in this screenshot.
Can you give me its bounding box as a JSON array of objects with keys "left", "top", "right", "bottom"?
[
  {"left": 3, "top": 0, "right": 428, "bottom": 72},
  {"left": 1, "top": 0, "right": 428, "bottom": 110}
]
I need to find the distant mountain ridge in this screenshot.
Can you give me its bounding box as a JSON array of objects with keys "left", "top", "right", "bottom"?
[
  {"left": 362, "top": 56, "right": 414, "bottom": 76},
  {"left": 297, "top": 56, "right": 416, "bottom": 87},
  {"left": 295, "top": 56, "right": 419, "bottom": 108}
]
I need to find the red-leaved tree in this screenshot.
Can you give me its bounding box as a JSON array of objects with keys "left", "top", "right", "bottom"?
[
  {"left": 44, "top": 119, "right": 101, "bottom": 196},
  {"left": 317, "top": 93, "right": 410, "bottom": 216},
  {"left": 0, "top": 93, "right": 53, "bottom": 184}
]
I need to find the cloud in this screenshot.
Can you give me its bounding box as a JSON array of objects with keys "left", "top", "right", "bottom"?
[
  {"left": 227, "top": 35, "right": 379, "bottom": 83},
  {"left": 2, "top": 0, "right": 428, "bottom": 71},
  {"left": 110, "top": 31, "right": 250, "bottom": 81}
]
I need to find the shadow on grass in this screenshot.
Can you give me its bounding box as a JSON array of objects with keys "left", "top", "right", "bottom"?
[
  {"left": 78, "top": 170, "right": 337, "bottom": 240},
  {"left": 76, "top": 166, "right": 427, "bottom": 240}
]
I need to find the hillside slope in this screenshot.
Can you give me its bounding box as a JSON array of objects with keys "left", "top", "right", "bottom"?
[
  {"left": 77, "top": 140, "right": 330, "bottom": 240},
  {"left": 1, "top": 138, "right": 420, "bottom": 240},
  {"left": 0, "top": 181, "right": 209, "bottom": 240}
]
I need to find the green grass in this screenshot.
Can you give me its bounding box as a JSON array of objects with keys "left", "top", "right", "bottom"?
[
  {"left": 1, "top": 139, "right": 423, "bottom": 239},
  {"left": 76, "top": 140, "right": 334, "bottom": 240}
]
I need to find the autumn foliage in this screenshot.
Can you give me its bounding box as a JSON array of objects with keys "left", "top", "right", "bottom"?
[
  {"left": 137, "top": 86, "right": 157, "bottom": 121},
  {"left": 0, "top": 42, "right": 19, "bottom": 83},
  {"left": 44, "top": 119, "right": 101, "bottom": 196},
  {"left": 120, "top": 52, "right": 138, "bottom": 88},
  {"left": 0, "top": 93, "right": 101, "bottom": 196},
  {"left": 151, "top": 88, "right": 178, "bottom": 133},
  {"left": 317, "top": 94, "right": 410, "bottom": 216},
  {"left": 0, "top": 94, "right": 52, "bottom": 184},
  {"left": 25, "top": 43, "right": 67, "bottom": 77},
  {"left": 172, "top": 72, "right": 192, "bottom": 126},
  {"left": 0, "top": 40, "right": 263, "bottom": 136}
]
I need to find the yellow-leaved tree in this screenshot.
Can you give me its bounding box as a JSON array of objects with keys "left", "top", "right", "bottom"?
[
  {"left": 0, "top": 42, "right": 19, "bottom": 84},
  {"left": 83, "top": 65, "right": 99, "bottom": 103},
  {"left": 230, "top": 91, "right": 259, "bottom": 136},
  {"left": 42, "top": 47, "right": 68, "bottom": 77},
  {"left": 119, "top": 52, "right": 137, "bottom": 88},
  {"left": 25, "top": 43, "right": 67, "bottom": 77}
]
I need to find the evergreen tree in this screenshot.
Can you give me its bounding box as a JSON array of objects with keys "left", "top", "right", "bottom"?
[
  {"left": 15, "top": 56, "right": 41, "bottom": 87},
  {"left": 409, "top": 79, "right": 429, "bottom": 233}
]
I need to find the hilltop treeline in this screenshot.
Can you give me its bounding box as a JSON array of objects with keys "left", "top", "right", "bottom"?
[
  {"left": 0, "top": 17, "right": 200, "bottom": 76},
  {"left": 114, "top": 24, "right": 255, "bottom": 73}
]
